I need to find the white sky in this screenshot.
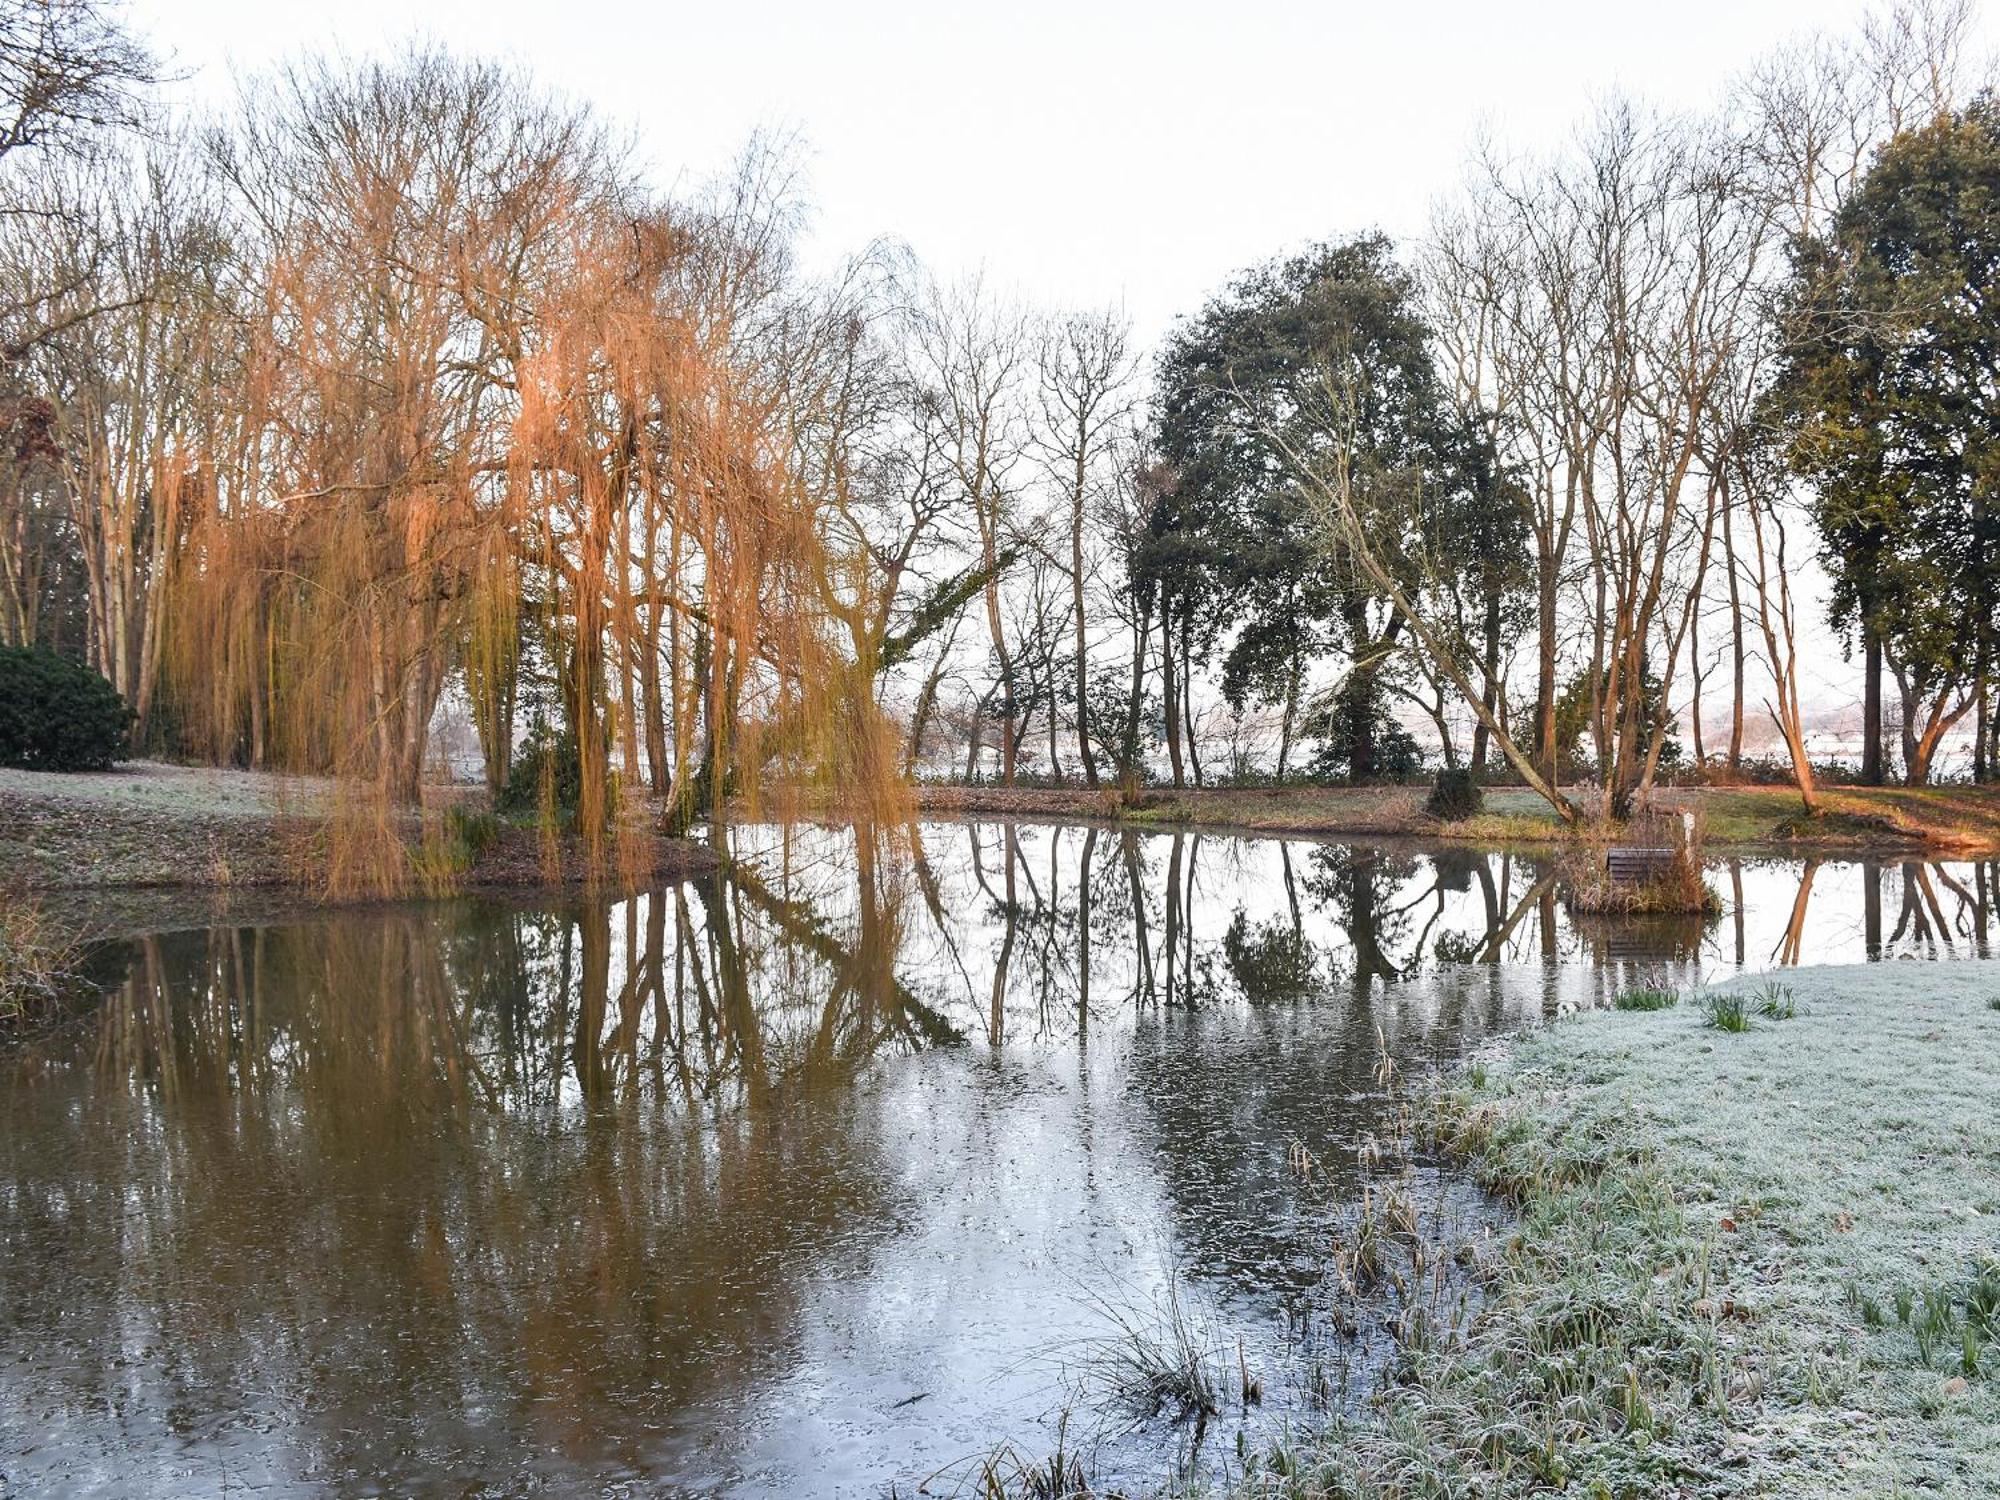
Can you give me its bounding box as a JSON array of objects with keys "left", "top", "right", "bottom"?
[
  {"left": 129, "top": 0, "right": 1998, "bottom": 351},
  {"left": 122, "top": 0, "right": 2000, "bottom": 757}
]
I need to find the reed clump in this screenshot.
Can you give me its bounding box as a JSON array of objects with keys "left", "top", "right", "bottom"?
[
  {"left": 0, "top": 894, "right": 82, "bottom": 1029},
  {"left": 1560, "top": 813, "right": 1720, "bottom": 916}
]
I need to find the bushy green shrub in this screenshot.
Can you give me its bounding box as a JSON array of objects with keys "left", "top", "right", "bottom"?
[
  {"left": 0, "top": 647, "right": 132, "bottom": 771},
  {"left": 498, "top": 716, "right": 582, "bottom": 814},
  {"left": 1425, "top": 767, "right": 1483, "bottom": 821}
]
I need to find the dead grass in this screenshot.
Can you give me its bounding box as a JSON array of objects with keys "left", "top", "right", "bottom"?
[{"left": 0, "top": 892, "right": 83, "bottom": 1027}]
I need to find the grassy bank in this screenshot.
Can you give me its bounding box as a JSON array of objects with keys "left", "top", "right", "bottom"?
[
  {"left": 1245, "top": 964, "right": 2000, "bottom": 1498},
  {"left": 0, "top": 761, "right": 716, "bottom": 894},
  {"left": 918, "top": 782, "right": 2000, "bottom": 855}
]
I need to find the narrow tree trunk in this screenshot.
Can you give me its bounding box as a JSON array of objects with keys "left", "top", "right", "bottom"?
[
  {"left": 1277, "top": 646, "right": 1300, "bottom": 783},
  {"left": 1976, "top": 648, "right": 1990, "bottom": 784},
  {"left": 1535, "top": 553, "right": 1559, "bottom": 786},
  {"left": 1471, "top": 586, "right": 1500, "bottom": 774},
  {"left": 1344, "top": 599, "right": 1377, "bottom": 783},
  {"left": 1120, "top": 591, "right": 1151, "bottom": 792},
  {"left": 1724, "top": 494, "right": 1745, "bottom": 773},
  {"left": 1071, "top": 468, "right": 1097, "bottom": 788},
  {"left": 1160, "top": 606, "right": 1184, "bottom": 788},
  {"left": 1862, "top": 624, "right": 1883, "bottom": 785},
  {"left": 1181, "top": 609, "right": 1202, "bottom": 788},
  {"left": 977, "top": 496, "right": 1015, "bottom": 786}
]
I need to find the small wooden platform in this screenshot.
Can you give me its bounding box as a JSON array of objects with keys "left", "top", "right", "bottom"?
[{"left": 1606, "top": 846, "right": 1679, "bottom": 884}]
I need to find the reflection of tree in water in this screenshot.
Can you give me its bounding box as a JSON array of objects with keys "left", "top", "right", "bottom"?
[
  {"left": 0, "top": 867, "right": 932, "bottom": 1492},
  {"left": 1122, "top": 844, "right": 1537, "bottom": 1306},
  {"left": 1221, "top": 910, "right": 1325, "bottom": 1005},
  {"left": 17, "top": 829, "right": 1981, "bottom": 1492},
  {"left": 1303, "top": 845, "right": 1423, "bottom": 993},
  {"left": 1883, "top": 859, "right": 1992, "bottom": 957}
]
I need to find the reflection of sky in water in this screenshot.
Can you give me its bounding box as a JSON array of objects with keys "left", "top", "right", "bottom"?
[{"left": 0, "top": 824, "right": 1991, "bottom": 1497}]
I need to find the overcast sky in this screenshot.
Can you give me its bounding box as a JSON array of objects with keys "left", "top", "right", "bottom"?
[
  {"left": 128, "top": 0, "right": 1999, "bottom": 351},
  {"left": 120, "top": 0, "right": 2000, "bottom": 749}
]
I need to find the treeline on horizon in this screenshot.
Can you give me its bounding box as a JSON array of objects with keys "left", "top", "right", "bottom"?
[{"left": 0, "top": 0, "right": 1996, "bottom": 867}]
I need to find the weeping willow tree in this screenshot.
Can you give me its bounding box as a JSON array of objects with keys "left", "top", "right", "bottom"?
[{"left": 152, "top": 53, "right": 907, "bottom": 894}]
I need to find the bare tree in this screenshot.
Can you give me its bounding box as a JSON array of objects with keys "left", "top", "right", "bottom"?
[
  {"left": 1034, "top": 307, "right": 1134, "bottom": 788},
  {"left": 0, "top": 0, "right": 151, "bottom": 162},
  {"left": 911, "top": 276, "right": 1029, "bottom": 784}
]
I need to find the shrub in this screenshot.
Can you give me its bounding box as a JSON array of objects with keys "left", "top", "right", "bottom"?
[
  {"left": 498, "top": 716, "right": 582, "bottom": 814},
  {"left": 410, "top": 805, "right": 505, "bottom": 888},
  {"left": 0, "top": 646, "right": 132, "bottom": 771},
  {"left": 1425, "top": 767, "right": 1483, "bottom": 822}
]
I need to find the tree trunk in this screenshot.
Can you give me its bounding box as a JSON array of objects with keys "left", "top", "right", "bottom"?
[
  {"left": 1344, "top": 598, "right": 1377, "bottom": 783},
  {"left": 1181, "top": 609, "right": 1202, "bottom": 788},
  {"left": 1862, "top": 624, "right": 1883, "bottom": 785},
  {"left": 1976, "top": 649, "right": 1990, "bottom": 784},
  {"left": 1535, "top": 552, "right": 1559, "bottom": 786},
  {"left": 1120, "top": 591, "right": 1151, "bottom": 792},
  {"left": 1277, "top": 646, "right": 1300, "bottom": 783},
  {"left": 1071, "top": 473, "right": 1097, "bottom": 788},
  {"left": 1724, "top": 494, "right": 1745, "bottom": 773},
  {"left": 1472, "top": 585, "right": 1501, "bottom": 775},
  {"left": 978, "top": 505, "right": 1015, "bottom": 786},
  {"left": 1160, "top": 606, "right": 1184, "bottom": 788}
]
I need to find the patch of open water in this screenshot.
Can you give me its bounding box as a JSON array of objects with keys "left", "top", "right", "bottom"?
[{"left": 1, "top": 824, "right": 1991, "bottom": 1496}]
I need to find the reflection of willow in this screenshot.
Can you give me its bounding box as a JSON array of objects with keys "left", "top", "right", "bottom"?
[
  {"left": 11, "top": 894, "right": 928, "bottom": 1486},
  {"left": 82, "top": 890, "right": 939, "bottom": 1121}
]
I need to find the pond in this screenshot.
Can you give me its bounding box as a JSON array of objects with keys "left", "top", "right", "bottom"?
[{"left": 2, "top": 823, "right": 1994, "bottom": 1497}]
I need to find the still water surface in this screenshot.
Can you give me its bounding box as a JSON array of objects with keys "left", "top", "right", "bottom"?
[{"left": 2, "top": 823, "right": 1993, "bottom": 1496}]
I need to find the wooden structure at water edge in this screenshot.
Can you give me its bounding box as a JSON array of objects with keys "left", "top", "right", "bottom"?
[{"left": 1606, "top": 811, "right": 1698, "bottom": 885}]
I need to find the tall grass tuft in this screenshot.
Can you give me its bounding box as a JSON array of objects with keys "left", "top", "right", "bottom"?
[
  {"left": 1614, "top": 985, "right": 1678, "bottom": 1012},
  {"left": 1751, "top": 981, "right": 1798, "bottom": 1020},
  {"left": 1701, "top": 992, "right": 1752, "bottom": 1032},
  {"left": 0, "top": 894, "right": 82, "bottom": 1029},
  {"left": 919, "top": 1415, "right": 1095, "bottom": 1499},
  {"left": 1078, "top": 1276, "right": 1223, "bottom": 1428}
]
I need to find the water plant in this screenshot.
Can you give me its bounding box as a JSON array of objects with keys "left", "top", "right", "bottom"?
[
  {"left": 0, "top": 895, "right": 82, "bottom": 1028},
  {"left": 922, "top": 1415, "right": 1094, "bottom": 1499},
  {"left": 1077, "top": 1276, "right": 1223, "bottom": 1427}
]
